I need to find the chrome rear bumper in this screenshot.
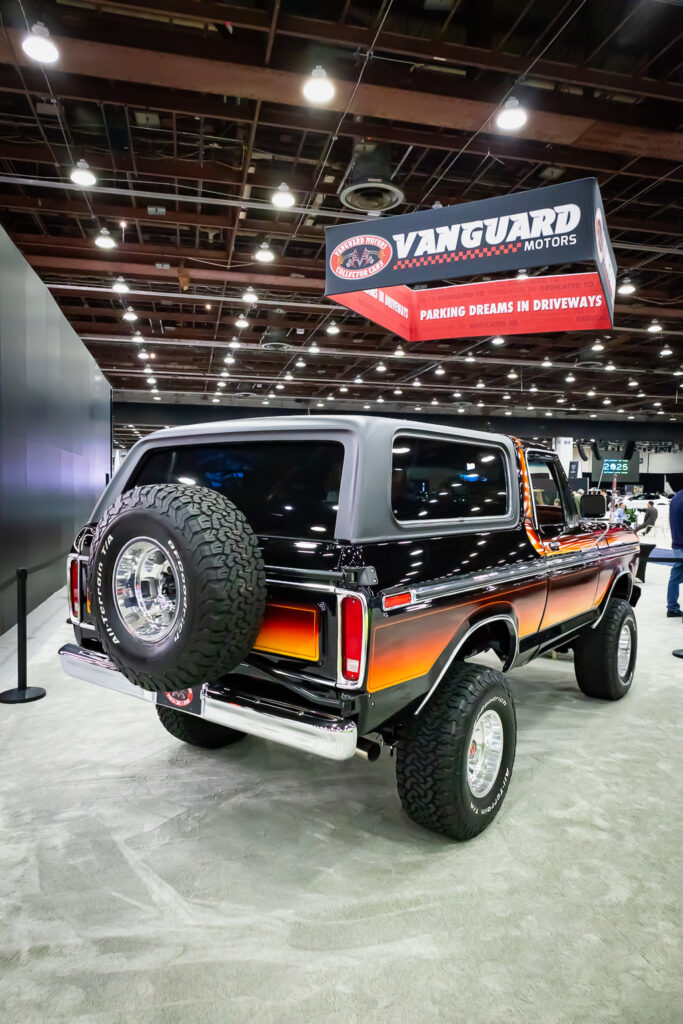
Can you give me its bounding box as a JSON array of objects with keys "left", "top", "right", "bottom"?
[{"left": 58, "top": 643, "right": 358, "bottom": 761}]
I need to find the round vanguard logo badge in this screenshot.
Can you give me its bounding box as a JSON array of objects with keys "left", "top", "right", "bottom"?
[
  {"left": 330, "top": 234, "right": 393, "bottom": 281},
  {"left": 165, "top": 689, "right": 193, "bottom": 707}
]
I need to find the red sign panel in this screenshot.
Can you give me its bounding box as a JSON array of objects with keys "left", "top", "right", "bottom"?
[{"left": 330, "top": 271, "right": 611, "bottom": 342}]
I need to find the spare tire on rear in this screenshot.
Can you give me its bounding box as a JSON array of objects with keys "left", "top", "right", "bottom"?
[{"left": 88, "top": 484, "right": 266, "bottom": 691}]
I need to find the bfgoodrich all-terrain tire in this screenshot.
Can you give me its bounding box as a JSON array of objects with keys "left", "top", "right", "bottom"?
[
  {"left": 89, "top": 484, "right": 266, "bottom": 691},
  {"left": 573, "top": 597, "right": 637, "bottom": 700},
  {"left": 156, "top": 705, "right": 245, "bottom": 749},
  {"left": 396, "top": 663, "right": 516, "bottom": 841}
]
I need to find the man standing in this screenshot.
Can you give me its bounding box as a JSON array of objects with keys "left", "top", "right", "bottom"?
[
  {"left": 636, "top": 501, "right": 658, "bottom": 535},
  {"left": 666, "top": 490, "right": 683, "bottom": 618}
]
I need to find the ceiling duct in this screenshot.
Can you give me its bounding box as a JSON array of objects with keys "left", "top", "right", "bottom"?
[{"left": 339, "top": 141, "right": 404, "bottom": 213}]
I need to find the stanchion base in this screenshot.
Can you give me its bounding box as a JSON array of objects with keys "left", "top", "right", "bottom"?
[
  {"left": 673, "top": 649, "right": 683, "bottom": 660},
  {"left": 0, "top": 686, "right": 46, "bottom": 704}
]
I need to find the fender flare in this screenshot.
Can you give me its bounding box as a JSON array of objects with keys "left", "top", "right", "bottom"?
[{"left": 414, "top": 612, "right": 519, "bottom": 716}]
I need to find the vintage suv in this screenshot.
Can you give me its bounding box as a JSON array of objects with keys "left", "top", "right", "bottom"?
[{"left": 60, "top": 416, "right": 640, "bottom": 840}]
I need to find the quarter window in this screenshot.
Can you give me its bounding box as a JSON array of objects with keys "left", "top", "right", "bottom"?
[
  {"left": 527, "top": 456, "right": 572, "bottom": 531},
  {"left": 391, "top": 436, "right": 508, "bottom": 522}
]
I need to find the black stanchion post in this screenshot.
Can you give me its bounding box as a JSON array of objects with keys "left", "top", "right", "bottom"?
[{"left": 0, "top": 568, "right": 46, "bottom": 704}]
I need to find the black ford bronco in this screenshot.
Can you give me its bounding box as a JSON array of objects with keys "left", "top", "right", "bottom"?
[{"left": 60, "top": 416, "right": 640, "bottom": 839}]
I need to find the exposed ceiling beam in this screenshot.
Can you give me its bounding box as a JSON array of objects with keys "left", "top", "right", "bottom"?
[
  {"left": 1, "top": 31, "right": 681, "bottom": 162},
  {"left": 24, "top": 254, "right": 323, "bottom": 290},
  {"left": 80, "top": 0, "right": 683, "bottom": 103}
]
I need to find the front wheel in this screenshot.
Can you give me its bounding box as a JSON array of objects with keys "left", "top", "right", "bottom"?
[
  {"left": 396, "top": 663, "right": 516, "bottom": 841},
  {"left": 573, "top": 597, "right": 637, "bottom": 700}
]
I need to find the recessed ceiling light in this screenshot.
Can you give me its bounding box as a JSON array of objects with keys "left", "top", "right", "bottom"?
[
  {"left": 70, "top": 159, "right": 96, "bottom": 187},
  {"left": 21, "top": 23, "right": 59, "bottom": 64},
  {"left": 272, "top": 182, "right": 295, "bottom": 208},
  {"left": 617, "top": 277, "right": 635, "bottom": 295},
  {"left": 303, "top": 65, "right": 335, "bottom": 104},
  {"left": 495, "top": 96, "right": 528, "bottom": 131}
]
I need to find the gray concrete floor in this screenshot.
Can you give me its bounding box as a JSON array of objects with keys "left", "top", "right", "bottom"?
[{"left": 0, "top": 569, "right": 681, "bottom": 1024}]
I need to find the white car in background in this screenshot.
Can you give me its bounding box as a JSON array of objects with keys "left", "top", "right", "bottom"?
[{"left": 624, "top": 492, "right": 671, "bottom": 515}]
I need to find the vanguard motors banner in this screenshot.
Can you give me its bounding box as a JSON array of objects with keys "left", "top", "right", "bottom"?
[{"left": 325, "top": 177, "right": 617, "bottom": 339}]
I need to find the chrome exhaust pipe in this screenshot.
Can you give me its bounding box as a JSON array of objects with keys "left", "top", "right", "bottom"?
[{"left": 354, "top": 737, "right": 382, "bottom": 762}]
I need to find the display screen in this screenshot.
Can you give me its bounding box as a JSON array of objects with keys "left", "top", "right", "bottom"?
[{"left": 603, "top": 459, "right": 629, "bottom": 475}]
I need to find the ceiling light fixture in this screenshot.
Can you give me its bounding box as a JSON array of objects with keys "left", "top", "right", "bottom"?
[
  {"left": 70, "top": 159, "right": 96, "bottom": 187},
  {"left": 565, "top": 373, "right": 576, "bottom": 382},
  {"left": 21, "top": 23, "right": 59, "bottom": 64},
  {"left": 254, "top": 241, "right": 274, "bottom": 263},
  {"left": 591, "top": 340, "right": 604, "bottom": 352},
  {"left": 394, "top": 344, "right": 405, "bottom": 357},
  {"left": 296, "top": 359, "right": 306, "bottom": 368},
  {"left": 112, "top": 276, "right": 129, "bottom": 294},
  {"left": 617, "top": 277, "right": 635, "bottom": 295},
  {"left": 516, "top": 269, "right": 529, "bottom": 280},
  {"left": 122, "top": 306, "right": 137, "bottom": 321},
  {"left": 491, "top": 336, "right": 505, "bottom": 346},
  {"left": 309, "top": 342, "right": 320, "bottom": 353},
  {"left": 476, "top": 380, "right": 485, "bottom": 389},
  {"left": 435, "top": 365, "right": 445, "bottom": 376},
  {"left": 242, "top": 287, "right": 257, "bottom": 303},
  {"left": 303, "top": 65, "right": 335, "bottom": 104},
  {"left": 376, "top": 361, "right": 386, "bottom": 372},
  {"left": 326, "top": 321, "right": 340, "bottom": 335},
  {"left": 94, "top": 227, "right": 116, "bottom": 249},
  {"left": 660, "top": 345, "right": 673, "bottom": 357},
  {"left": 271, "top": 182, "right": 295, "bottom": 208},
  {"left": 235, "top": 315, "right": 248, "bottom": 328},
  {"left": 495, "top": 96, "right": 528, "bottom": 131},
  {"left": 605, "top": 361, "right": 616, "bottom": 371},
  {"left": 647, "top": 319, "right": 662, "bottom": 333},
  {"left": 507, "top": 370, "right": 518, "bottom": 379}
]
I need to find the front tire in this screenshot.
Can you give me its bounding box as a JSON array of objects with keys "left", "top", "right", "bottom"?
[
  {"left": 396, "top": 663, "right": 516, "bottom": 841},
  {"left": 156, "top": 705, "right": 245, "bottom": 749},
  {"left": 573, "top": 597, "right": 637, "bottom": 700}
]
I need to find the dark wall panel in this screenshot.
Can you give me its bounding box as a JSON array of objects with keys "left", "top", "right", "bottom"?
[{"left": 0, "top": 228, "right": 111, "bottom": 633}]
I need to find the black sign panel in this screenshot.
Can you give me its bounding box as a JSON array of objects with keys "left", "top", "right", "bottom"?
[{"left": 325, "top": 177, "right": 617, "bottom": 317}]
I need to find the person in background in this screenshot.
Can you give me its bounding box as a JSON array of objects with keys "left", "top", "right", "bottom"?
[
  {"left": 666, "top": 489, "right": 683, "bottom": 618},
  {"left": 636, "top": 501, "right": 658, "bottom": 536},
  {"left": 612, "top": 502, "right": 625, "bottom": 525},
  {"left": 574, "top": 488, "right": 584, "bottom": 513}
]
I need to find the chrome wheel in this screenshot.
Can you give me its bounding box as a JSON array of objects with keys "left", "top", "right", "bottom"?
[
  {"left": 467, "top": 708, "right": 504, "bottom": 798},
  {"left": 617, "top": 622, "right": 633, "bottom": 681},
  {"left": 113, "top": 538, "right": 180, "bottom": 642}
]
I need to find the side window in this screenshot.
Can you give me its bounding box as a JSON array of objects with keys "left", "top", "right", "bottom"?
[
  {"left": 527, "top": 456, "right": 573, "bottom": 533},
  {"left": 391, "top": 435, "right": 509, "bottom": 522}
]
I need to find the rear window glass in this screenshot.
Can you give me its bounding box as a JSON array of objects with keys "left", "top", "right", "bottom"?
[
  {"left": 391, "top": 435, "right": 508, "bottom": 521},
  {"left": 129, "top": 441, "right": 344, "bottom": 539}
]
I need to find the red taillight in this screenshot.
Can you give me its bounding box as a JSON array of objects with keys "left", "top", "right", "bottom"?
[
  {"left": 341, "top": 595, "right": 364, "bottom": 683},
  {"left": 69, "top": 559, "right": 80, "bottom": 619}
]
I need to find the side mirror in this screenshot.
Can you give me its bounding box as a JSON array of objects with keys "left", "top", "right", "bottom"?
[{"left": 580, "top": 494, "right": 607, "bottom": 517}]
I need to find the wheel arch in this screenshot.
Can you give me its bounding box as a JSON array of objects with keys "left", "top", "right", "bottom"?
[{"left": 415, "top": 611, "right": 518, "bottom": 716}]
